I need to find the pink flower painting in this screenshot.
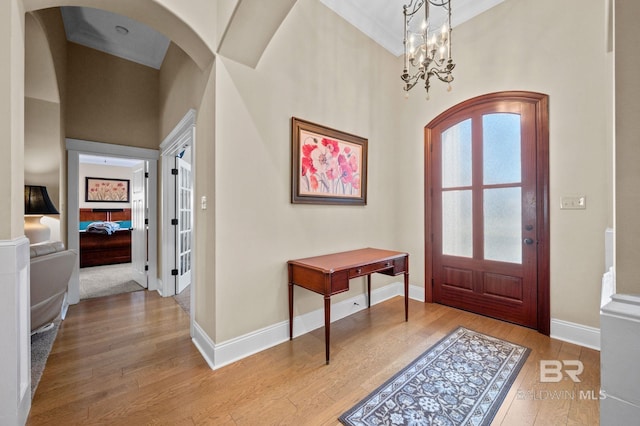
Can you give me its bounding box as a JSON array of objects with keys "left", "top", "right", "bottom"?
[
  {"left": 86, "top": 178, "right": 130, "bottom": 202},
  {"left": 298, "top": 130, "right": 363, "bottom": 198}
]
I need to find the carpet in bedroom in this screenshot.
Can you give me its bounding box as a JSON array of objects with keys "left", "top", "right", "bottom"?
[{"left": 80, "top": 263, "right": 144, "bottom": 299}]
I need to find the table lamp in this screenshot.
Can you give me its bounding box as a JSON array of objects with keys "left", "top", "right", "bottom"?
[{"left": 24, "top": 185, "right": 59, "bottom": 244}]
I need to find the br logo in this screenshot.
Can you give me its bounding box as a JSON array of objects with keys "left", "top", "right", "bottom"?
[{"left": 540, "top": 360, "right": 584, "bottom": 382}]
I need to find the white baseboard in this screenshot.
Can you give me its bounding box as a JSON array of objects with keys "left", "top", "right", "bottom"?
[
  {"left": 408, "top": 282, "right": 425, "bottom": 302},
  {"left": 550, "top": 318, "right": 600, "bottom": 351},
  {"left": 155, "top": 279, "right": 165, "bottom": 297},
  {"left": 192, "top": 281, "right": 420, "bottom": 369},
  {"left": 191, "top": 321, "right": 216, "bottom": 370},
  {"left": 192, "top": 284, "right": 604, "bottom": 370}
]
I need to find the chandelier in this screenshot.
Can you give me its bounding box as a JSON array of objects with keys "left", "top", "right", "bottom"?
[{"left": 401, "top": 0, "right": 455, "bottom": 99}]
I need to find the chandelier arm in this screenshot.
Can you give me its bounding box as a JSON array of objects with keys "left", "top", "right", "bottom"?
[
  {"left": 426, "top": 60, "right": 455, "bottom": 74},
  {"left": 402, "top": 68, "right": 426, "bottom": 85},
  {"left": 427, "top": 0, "right": 448, "bottom": 7},
  {"left": 429, "top": 65, "right": 455, "bottom": 83},
  {"left": 403, "top": 79, "right": 421, "bottom": 92},
  {"left": 433, "top": 73, "right": 454, "bottom": 84},
  {"left": 405, "top": 0, "right": 426, "bottom": 18}
]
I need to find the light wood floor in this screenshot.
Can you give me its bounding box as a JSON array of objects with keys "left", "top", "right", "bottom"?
[{"left": 28, "top": 291, "right": 600, "bottom": 425}]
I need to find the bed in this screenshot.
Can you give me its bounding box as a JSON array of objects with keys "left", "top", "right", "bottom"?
[{"left": 79, "top": 208, "right": 132, "bottom": 268}]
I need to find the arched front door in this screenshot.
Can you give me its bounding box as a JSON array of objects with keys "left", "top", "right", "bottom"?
[{"left": 425, "top": 92, "right": 550, "bottom": 333}]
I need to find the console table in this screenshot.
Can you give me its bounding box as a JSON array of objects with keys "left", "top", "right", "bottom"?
[{"left": 288, "top": 247, "right": 409, "bottom": 364}]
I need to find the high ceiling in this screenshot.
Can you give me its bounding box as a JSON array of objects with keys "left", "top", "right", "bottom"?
[
  {"left": 319, "top": 0, "right": 506, "bottom": 56},
  {"left": 59, "top": 1, "right": 505, "bottom": 68},
  {"left": 60, "top": 6, "right": 170, "bottom": 69}
]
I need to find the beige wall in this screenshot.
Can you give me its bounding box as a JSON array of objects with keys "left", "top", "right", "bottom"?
[
  {"left": 31, "top": 9, "right": 67, "bottom": 105},
  {"left": 615, "top": 0, "right": 640, "bottom": 295},
  {"left": 9, "top": 0, "right": 617, "bottom": 348},
  {"left": 30, "top": 8, "right": 68, "bottom": 242},
  {"left": 66, "top": 42, "right": 160, "bottom": 149},
  {"left": 190, "top": 64, "right": 217, "bottom": 336},
  {"left": 0, "top": 0, "right": 25, "bottom": 239},
  {"left": 25, "top": 98, "right": 60, "bottom": 202},
  {"left": 399, "top": 0, "right": 611, "bottom": 328},
  {"left": 216, "top": 0, "right": 238, "bottom": 47},
  {"left": 159, "top": 42, "right": 210, "bottom": 140},
  {"left": 158, "top": 40, "right": 216, "bottom": 335},
  {"left": 24, "top": 11, "right": 62, "bottom": 223},
  {"left": 25, "top": 11, "right": 60, "bottom": 204},
  {"left": 23, "top": 8, "right": 71, "bottom": 246},
  {"left": 214, "top": 0, "right": 408, "bottom": 341},
  {"left": 212, "top": 0, "right": 612, "bottom": 341}
]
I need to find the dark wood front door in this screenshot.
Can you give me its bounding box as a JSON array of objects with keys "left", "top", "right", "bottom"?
[{"left": 425, "top": 92, "right": 549, "bottom": 333}]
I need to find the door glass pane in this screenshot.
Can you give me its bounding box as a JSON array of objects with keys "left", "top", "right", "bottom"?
[
  {"left": 442, "top": 190, "right": 472, "bottom": 257},
  {"left": 483, "top": 113, "right": 521, "bottom": 185},
  {"left": 442, "top": 119, "right": 472, "bottom": 188},
  {"left": 484, "top": 187, "right": 522, "bottom": 263}
]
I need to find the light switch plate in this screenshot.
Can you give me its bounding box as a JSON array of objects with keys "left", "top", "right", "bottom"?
[{"left": 561, "top": 195, "right": 586, "bottom": 210}]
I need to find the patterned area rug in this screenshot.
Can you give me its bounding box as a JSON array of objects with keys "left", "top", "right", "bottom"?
[{"left": 339, "top": 327, "right": 530, "bottom": 426}]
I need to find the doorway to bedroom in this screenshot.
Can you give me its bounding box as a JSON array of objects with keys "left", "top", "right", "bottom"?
[
  {"left": 77, "top": 153, "right": 149, "bottom": 300},
  {"left": 66, "top": 138, "right": 159, "bottom": 305}
]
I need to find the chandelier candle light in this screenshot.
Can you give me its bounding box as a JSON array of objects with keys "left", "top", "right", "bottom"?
[{"left": 401, "top": 0, "right": 455, "bottom": 99}]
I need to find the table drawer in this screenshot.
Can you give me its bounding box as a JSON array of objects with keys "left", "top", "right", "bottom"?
[
  {"left": 331, "top": 270, "right": 349, "bottom": 294},
  {"left": 348, "top": 260, "right": 395, "bottom": 278}
]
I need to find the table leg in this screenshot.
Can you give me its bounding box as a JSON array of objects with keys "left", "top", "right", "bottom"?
[
  {"left": 367, "top": 274, "right": 371, "bottom": 308},
  {"left": 404, "top": 272, "right": 409, "bottom": 321},
  {"left": 324, "top": 295, "right": 331, "bottom": 364},
  {"left": 289, "top": 282, "right": 294, "bottom": 340}
]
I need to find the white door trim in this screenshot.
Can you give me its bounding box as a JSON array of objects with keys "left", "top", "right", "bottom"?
[
  {"left": 160, "top": 109, "right": 196, "bottom": 331},
  {"left": 66, "top": 138, "right": 159, "bottom": 304}
]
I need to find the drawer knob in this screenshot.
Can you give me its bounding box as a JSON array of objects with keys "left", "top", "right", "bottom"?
[
  {"left": 356, "top": 268, "right": 362, "bottom": 274},
  {"left": 386, "top": 262, "right": 392, "bottom": 267}
]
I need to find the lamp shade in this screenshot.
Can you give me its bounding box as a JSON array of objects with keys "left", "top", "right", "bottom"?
[{"left": 24, "top": 185, "right": 59, "bottom": 215}]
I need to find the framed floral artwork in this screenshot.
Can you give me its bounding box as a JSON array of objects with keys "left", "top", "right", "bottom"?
[
  {"left": 291, "top": 117, "right": 367, "bottom": 205},
  {"left": 85, "top": 177, "right": 130, "bottom": 202}
]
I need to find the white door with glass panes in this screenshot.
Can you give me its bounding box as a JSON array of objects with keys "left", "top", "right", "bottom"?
[
  {"left": 176, "top": 156, "right": 192, "bottom": 294},
  {"left": 131, "top": 162, "right": 148, "bottom": 288}
]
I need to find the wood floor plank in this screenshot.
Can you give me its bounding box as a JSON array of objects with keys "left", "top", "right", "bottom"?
[{"left": 28, "top": 291, "right": 600, "bottom": 425}]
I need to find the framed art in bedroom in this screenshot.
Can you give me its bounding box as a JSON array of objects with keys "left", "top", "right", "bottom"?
[
  {"left": 291, "top": 117, "right": 368, "bottom": 205},
  {"left": 85, "top": 177, "right": 130, "bottom": 202}
]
